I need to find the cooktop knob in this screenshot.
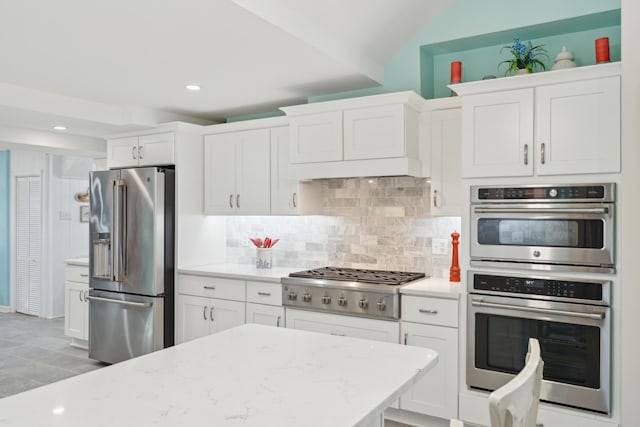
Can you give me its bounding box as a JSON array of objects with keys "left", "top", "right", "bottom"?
[
  {"left": 287, "top": 291, "right": 297, "bottom": 301},
  {"left": 302, "top": 292, "right": 312, "bottom": 302},
  {"left": 358, "top": 298, "right": 368, "bottom": 309},
  {"left": 376, "top": 300, "right": 386, "bottom": 311},
  {"left": 321, "top": 295, "right": 331, "bottom": 304},
  {"left": 337, "top": 296, "right": 347, "bottom": 306}
]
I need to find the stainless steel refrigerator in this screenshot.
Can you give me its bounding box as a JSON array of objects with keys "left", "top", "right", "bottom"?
[{"left": 87, "top": 167, "right": 174, "bottom": 364}]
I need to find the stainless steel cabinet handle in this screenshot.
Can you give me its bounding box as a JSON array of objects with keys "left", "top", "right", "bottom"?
[
  {"left": 138, "top": 146, "right": 143, "bottom": 160},
  {"left": 403, "top": 332, "right": 408, "bottom": 345},
  {"left": 292, "top": 192, "right": 297, "bottom": 208},
  {"left": 86, "top": 296, "right": 151, "bottom": 308},
  {"left": 536, "top": 423, "right": 544, "bottom": 427},
  {"left": 471, "top": 300, "right": 605, "bottom": 320},
  {"left": 419, "top": 309, "right": 438, "bottom": 314},
  {"left": 203, "top": 305, "right": 208, "bottom": 320},
  {"left": 210, "top": 307, "right": 215, "bottom": 322},
  {"left": 276, "top": 315, "right": 281, "bottom": 327},
  {"left": 236, "top": 194, "right": 240, "bottom": 209},
  {"left": 79, "top": 273, "right": 89, "bottom": 277},
  {"left": 330, "top": 332, "right": 346, "bottom": 337},
  {"left": 540, "top": 142, "right": 545, "bottom": 164},
  {"left": 204, "top": 286, "right": 216, "bottom": 290},
  {"left": 257, "top": 292, "right": 271, "bottom": 296},
  {"left": 79, "top": 291, "right": 83, "bottom": 302},
  {"left": 132, "top": 145, "right": 137, "bottom": 160},
  {"left": 433, "top": 190, "right": 438, "bottom": 208},
  {"left": 229, "top": 194, "right": 234, "bottom": 209},
  {"left": 83, "top": 290, "right": 89, "bottom": 302},
  {"left": 524, "top": 144, "right": 529, "bottom": 165}
]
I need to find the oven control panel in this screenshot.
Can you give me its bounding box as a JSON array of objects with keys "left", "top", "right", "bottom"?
[
  {"left": 472, "top": 273, "right": 605, "bottom": 302},
  {"left": 471, "top": 183, "right": 614, "bottom": 203}
]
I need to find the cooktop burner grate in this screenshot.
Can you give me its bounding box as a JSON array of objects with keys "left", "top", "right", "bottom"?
[{"left": 288, "top": 267, "right": 425, "bottom": 285}]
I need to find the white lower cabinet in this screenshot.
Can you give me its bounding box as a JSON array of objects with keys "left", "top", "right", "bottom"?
[
  {"left": 177, "top": 294, "right": 245, "bottom": 343},
  {"left": 64, "top": 263, "right": 90, "bottom": 349},
  {"left": 176, "top": 274, "right": 246, "bottom": 344},
  {"left": 245, "top": 280, "right": 284, "bottom": 327},
  {"left": 285, "top": 308, "right": 399, "bottom": 343},
  {"left": 246, "top": 303, "right": 284, "bottom": 327},
  {"left": 399, "top": 295, "right": 459, "bottom": 420}
]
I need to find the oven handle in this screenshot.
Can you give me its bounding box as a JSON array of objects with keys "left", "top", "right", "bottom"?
[
  {"left": 471, "top": 300, "right": 605, "bottom": 320},
  {"left": 473, "top": 207, "right": 608, "bottom": 214}
]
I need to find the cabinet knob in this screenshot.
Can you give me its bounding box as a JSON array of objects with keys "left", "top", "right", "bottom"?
[{"left": 132, "top": 146, "right": 137, "bottom": 160}]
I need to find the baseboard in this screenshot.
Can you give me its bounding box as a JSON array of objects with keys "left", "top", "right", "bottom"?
[{"left": 0, "top": 305, "right": 12, "bottom": 313}]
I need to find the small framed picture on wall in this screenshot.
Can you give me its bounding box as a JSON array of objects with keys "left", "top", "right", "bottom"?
[{"left": 80, "top": 205, "right": 89, "bottom": 223}]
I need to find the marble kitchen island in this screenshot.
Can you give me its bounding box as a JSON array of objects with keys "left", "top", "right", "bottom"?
[{"left": 0, "top": 324, "right": 437, "bottom": 426}]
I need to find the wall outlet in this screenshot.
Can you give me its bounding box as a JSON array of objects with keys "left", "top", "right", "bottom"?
[{"left": 432, "top": 238, "right": 449, "bottom": 255}]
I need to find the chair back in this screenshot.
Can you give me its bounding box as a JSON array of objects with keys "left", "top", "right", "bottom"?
[{"left": 488, "top": 338, "right": 544, "bottom": 427}]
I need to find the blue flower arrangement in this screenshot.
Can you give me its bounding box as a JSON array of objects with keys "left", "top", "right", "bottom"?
[{"left": 500, "top": 38, "right": 549, "bottom": 75}]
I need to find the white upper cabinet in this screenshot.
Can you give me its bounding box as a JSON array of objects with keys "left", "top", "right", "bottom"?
[
  {"left": 453, "top": 62, "right": 621, "bottom": 178},
  {"left": 204, "top": 129, "right": 271, "bottom": 215},
  {"left": 107, "top": 132, "right": 175, "bottom": 169},
  {"left": 281, "top": 91, "right": 425, "bottom": 179}
]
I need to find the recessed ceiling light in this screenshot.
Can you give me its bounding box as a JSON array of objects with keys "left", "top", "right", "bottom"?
[
  {"left": 185, "top": 84, "right": 201, "bottom": 91},
  {"left": 53, "top": 126, "right": 67, "bottom": 131}
]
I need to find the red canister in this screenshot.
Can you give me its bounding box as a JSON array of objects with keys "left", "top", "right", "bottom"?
[
  {"left": 450, "top": 61, "right": 462, "bottom": 83},
  {"left": 595, "top": 37, "right": 610, "bottom": 63}
]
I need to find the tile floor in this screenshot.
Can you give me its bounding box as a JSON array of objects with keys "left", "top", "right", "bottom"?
[
  {"left": 0, "top": 312, "right": 415, "bottom": 426},
  {"left": 0, "top": 312, "right": 104, "bottom": 398}
]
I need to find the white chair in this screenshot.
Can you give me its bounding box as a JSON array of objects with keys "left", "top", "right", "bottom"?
[{"left": 450, "top": 338, "right": 544, "bottom": 427}]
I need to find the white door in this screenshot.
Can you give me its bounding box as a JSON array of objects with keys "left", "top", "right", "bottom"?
[
  {"left": 107, "top": 136, "right": 139, "bottom": 168},
  {"left": 209, "top": 298, "right": 246, "bottom": 334},
  {"left": 15, "top": 176, "right": 42, "bottom": 316},
  {"left": 430, "top": 108, "right": 462, "bottom": 216},
  {"left": 400, "top": 322, "right": 458, "bottom": 419},
  {"left": 176, "top": 294, "right": 211, "bottom": 343},
  {"left": 138, "top": 132, "right": 175, "bottom": 166},
  {"left": 246, "top": 303, "right": 284, "bottom": 327},
  {"left": 343, "top": 104, "right": 405, "bottom": 160},
  {"left": 462, "top": 89, "right": 534, "bottom": 178},
  {"left": 235, "top": 129, "right": 271, "bottom": 215},
  {"left": 204, "top": 133, "right": 237, "bottom": 215},
  {"left": 289, "top": 111, "right": 343, "bottom": 163},
  {"left": 270, "top": 126, "right": 299, "bottom": 215}
]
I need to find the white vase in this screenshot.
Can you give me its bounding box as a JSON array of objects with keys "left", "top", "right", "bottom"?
[
  {"left": 515, "top": 68, "right": 531, "bottom": 75},
  {"left": 256, "top": 248, "right": 272, "bottom": 269}
]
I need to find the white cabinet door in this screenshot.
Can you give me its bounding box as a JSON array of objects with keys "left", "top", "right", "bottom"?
[
  {"left": 107, "top": 136, "right": 139, "bottom": 168},
  {"left": 203, "top": 130, "right": 271, "bottom": 215},
  {"left": 344, "top": 104, "right": 406, "bottom": 160},
  {"left": 400, "top": 322, "right": 458, "bottom": 419},
  {"left": 285, "top": 308, "right": 399, "bottom": 343},
  {"left": 176, "top": 294, "right": 211, "bottom": 344},
  {"left": 235, "top": 129, "right": 271, "bottom": 215},
  {"left": 64, "top": 281, "right": 87, "bottom": 340},
  {"left": 429, "top": 108, "right": 462, "bottom": 216},
  {"left": 289, "top": 111, "right": 343, "bottom": 163},
  {"left": 204, "top": 133, "right": 237, "bottom": 215},
  {"left": 462, "top": 89, "right": 534, "bottom": 178},
  {"left": 535, "top": 76, "right": 620, "bottom": 175},
  {"left": 246, "top": 303, "right": 284, "bottom": 327},
  {"left": 209, "top": 298, "right": 246, "bottom": 334},
  {"left": 138, "top": 132, "right": 175, "bottom": 166},
  {"left": 270, "top": 126, "right": 299, "bottom": 215}
]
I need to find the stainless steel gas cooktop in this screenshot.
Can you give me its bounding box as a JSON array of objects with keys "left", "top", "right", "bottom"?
[{"left": 281, "top": 267, "right": 426, "bottom": 320}]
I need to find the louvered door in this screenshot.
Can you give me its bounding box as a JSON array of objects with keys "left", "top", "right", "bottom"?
[{"left": 16, "top": 176, "right": 42, "bottom": 316}]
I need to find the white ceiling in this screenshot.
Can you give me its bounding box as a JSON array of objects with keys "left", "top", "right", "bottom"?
[{"left": 0, "top": 0, "right": 450, "bottom": 143}]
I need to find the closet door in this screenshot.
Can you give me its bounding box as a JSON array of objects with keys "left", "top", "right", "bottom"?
[{"left": 16, "top": 176, "right": 42, "bottom": 316}]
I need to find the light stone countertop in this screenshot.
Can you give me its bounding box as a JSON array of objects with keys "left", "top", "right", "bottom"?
[
  {"left": 177, "top": 263, "right": 311, "bottom": 283},
  {"left": 0, "top": 324, "right": 438, "bottom": 427},
  {"left": 400, "top": 277, "right": 461, "bottom": 299},
  {"left": 64, "top": 257, "right": 89, "bottom": 266}
]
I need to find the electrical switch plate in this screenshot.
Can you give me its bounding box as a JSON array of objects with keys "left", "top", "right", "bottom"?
[{"left": 432, "top": 238, "right": 449, "bottom": 255}]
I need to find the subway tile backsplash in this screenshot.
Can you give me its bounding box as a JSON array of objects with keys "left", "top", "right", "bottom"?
[{"left": 226, "top": 177, "right": 461, "bottom": 277}]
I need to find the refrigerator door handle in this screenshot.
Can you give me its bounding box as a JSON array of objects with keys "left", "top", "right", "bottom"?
[
  {"left": 112, "top": 179, "right": 127, "bottom": 282},
  {"left": 86, "top": 295, "right": 152, "bottom": 308}
]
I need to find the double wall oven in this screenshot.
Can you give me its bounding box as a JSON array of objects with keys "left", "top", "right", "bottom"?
[{"left": 467, "top": 183, "right": 615, "bottom": 415}]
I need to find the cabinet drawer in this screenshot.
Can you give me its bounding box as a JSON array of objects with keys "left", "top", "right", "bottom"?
[
  {"left": 246, "top": 281, "right": 282, "bottom": 305},
  {"left": 401, "top": 296, "right": 458, "bottom": 327},
  {"left": 178, "top": 275, "right": 245, "bottom": 301},
  {"left": 65, "top": 265, "right": 89, "bottom": 283}
]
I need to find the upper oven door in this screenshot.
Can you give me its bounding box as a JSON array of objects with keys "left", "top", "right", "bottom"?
[{"left": 470, "top": 202, "right": 614, "bottom": 270}]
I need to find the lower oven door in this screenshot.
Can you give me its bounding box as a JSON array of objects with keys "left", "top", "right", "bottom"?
[{"left": 467, "top": 294, "right": 610, "bottom": 414}]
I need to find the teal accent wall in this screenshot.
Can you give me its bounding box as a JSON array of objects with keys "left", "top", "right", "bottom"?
[
  {"left": 309, "top": 0, "right": 621, "bottom": 103},
  {"left": 0, "top": 150, "right": 10, "bottom": 307}
]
